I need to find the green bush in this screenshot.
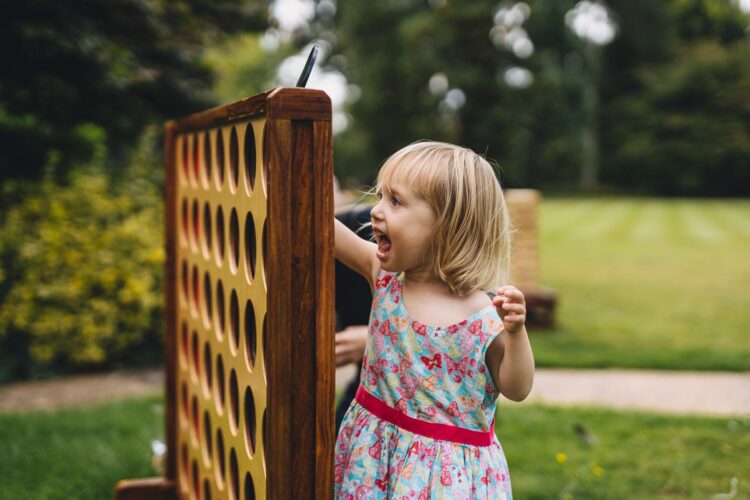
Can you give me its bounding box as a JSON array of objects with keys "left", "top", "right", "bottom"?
[
  {"left": 605, "top": 40, "right": 750, "bottom": 196},
  {"left": 0, "top": 133, "right": 164, "bottom": 380}
]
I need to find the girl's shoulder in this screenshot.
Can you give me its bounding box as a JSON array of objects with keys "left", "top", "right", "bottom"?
[{"left": 374, "top": 269, "right": 399, "bottom": 292}]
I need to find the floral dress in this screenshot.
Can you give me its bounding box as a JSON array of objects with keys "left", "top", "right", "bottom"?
[{"left": 334, "top": 271, "right": 513, "bottom": 499}]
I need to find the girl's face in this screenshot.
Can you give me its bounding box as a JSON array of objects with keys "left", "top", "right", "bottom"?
[{"left": 370, "top": 180, "right": 436, "bottom": 276}]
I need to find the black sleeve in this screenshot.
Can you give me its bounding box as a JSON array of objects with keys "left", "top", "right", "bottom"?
[{"left": 334, "top": 206, "right": 374, "bottom": 330}]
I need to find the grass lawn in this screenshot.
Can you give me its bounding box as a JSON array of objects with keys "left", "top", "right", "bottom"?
[
  {"left": 1, "top": 396, "right": 748, "bottom": 499},
  {"left": 532, "top": 198, "right": 750, "bottom": 371},
  {"left": 0, "top": 396, "right": 164, "bottom": 500}
]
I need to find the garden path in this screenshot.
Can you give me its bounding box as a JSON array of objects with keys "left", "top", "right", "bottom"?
[{"left": 1, "top": 366, "right": 747, "bottom": 417}]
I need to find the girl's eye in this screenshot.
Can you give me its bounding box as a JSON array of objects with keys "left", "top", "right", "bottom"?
[{"left": 390, "top": 196, "right": 400, "bottom": 207}]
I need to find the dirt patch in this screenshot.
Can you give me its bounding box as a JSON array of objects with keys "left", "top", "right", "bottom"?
[{"left": 0, "top": 368, "right": 164, "bottom": 412}]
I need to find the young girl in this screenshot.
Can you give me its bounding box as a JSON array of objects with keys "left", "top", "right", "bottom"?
[{"left": 334, "top": 141, "right": 534, "bottom": 499}]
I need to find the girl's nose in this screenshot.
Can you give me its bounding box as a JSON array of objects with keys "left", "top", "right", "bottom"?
[{"left": 370, "top": 201, "right": 384, "bottom": 221}]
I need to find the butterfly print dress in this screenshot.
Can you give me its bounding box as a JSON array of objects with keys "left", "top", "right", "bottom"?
[{"left": 334, "top": 271, "right": 513, "bottom": 499}]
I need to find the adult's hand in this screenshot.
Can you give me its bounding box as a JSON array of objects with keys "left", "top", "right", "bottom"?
[{"left": 335, "top": 325, "right": 368, "bottom": 367}]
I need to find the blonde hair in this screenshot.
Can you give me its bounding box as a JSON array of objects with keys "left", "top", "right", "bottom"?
[{"left": 375, "top": 141, "right": 512, "bottom": 295}]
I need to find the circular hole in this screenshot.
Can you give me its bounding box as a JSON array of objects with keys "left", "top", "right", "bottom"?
[
  {"left": 204, "top": 479, "right": 212, "bottom": 500},
  {"left": 192, "top": 459, "right": 200, "bottom": 500},
  {"left": 191, "top": 395, "right": 200, "bottom": 443},
  {"left": 244, "top": 124, "right": 256, "bottom": 194},
  {"left": 203, "top": 411, "right": 213, "bottom": 466},
  {"left": 181, "top": 199, "right": 189, "bottom": 246},
  {"left": 244, "top": 385, "right": 256, "bottom": 457},
  {"left": 262, "top": 314, "right": 268, "bottom": 383},
  {"left": 262, "top": 220, "right": 267, "bottom": 290},
  {"left": 203, "top": 202, "right": 212, "bottom": 258},
  {"left": 181, "top": 442, "right": 189, "bottom": 482},
  {"left": 261, "top": 122, "right": 269, "bottom": 196},
  {"left": 181, "top": 382, "right": 188, "bottom": 421},
  {"left": 244, "top": 301, "right": 256, "bottom": 370},
  {"left": 229, "top": 127, "right": 239, "bottom": 192},
  {"left": 182, "top": 137, "right": 189, "bottom": 182},
  {"left": 203, "top": 272, "right": 212, "bottom": 327},
  {"left": 229, "top": 370, "right": 239, "bottom": 433},
  {"left": 191, "top": 330, "right": 200, "bottom": 381},
  {"left": 244, "top": 472, "right": 256, "bottom": 500},
  {"left": 215, "top": 354, "right": 225, "bottom": 413},
  {"left": 215, "top": 428, "right": 226, "bottom": 488},
  {"left": 215, "top": 280, "right": 225, "bottom": 340},
  {"left": 193, "top": 133, "right": 200, "bottom": 187},
  {"left": 215, "top": 206, "right": 225, "bottom": 266},
  {"left": 216, "top": 129, "right": 225, "bottom": 189},
  {"left": 262, "top": 408, "right": 267, "bottom": 474},
  {"left": 229, "top": 290, "right": 239, "bottom": 353},
  {"left": 204, "top": 132, "right": 213, "bottom": 188},
  {"left": 244, "top": 212, "right": 256, "bottom": 283},
  {"left": 203, "top": 341, "right": 213, "bottom": 396},
  {"left": 229, "top": 448, "right": 239, "bottom": 500},
  {"left": 181, "top": 322, "right": 188, "bottom": 364},
  {"left": 229, "top": 208, "right": 239, "bottom": 273},
  {"left": 191, "top": 265, "right": 200, "bottom": 317},
  {"left": 181, "top": 260, "right": 188, "bottom": 305},
  {"left": 192, "top": 200, "right": 200, "bottom": 251}
]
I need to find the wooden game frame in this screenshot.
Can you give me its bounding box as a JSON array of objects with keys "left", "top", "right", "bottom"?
[{"left": 116, "top": 88, "right": 334, "bottom": 499}]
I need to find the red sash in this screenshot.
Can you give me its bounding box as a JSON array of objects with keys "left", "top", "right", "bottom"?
[{"left": 354, "top": 386, "right": 495, "bottom": 447}]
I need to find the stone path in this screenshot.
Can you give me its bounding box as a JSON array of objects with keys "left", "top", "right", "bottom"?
[{"left": 1, "top": 366, "right": 748, "bottom": 417}]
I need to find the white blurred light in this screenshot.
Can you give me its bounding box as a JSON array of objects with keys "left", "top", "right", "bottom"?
[
  {"left": 271, "top": 0, "right": 316, "bottom": 32},
  {"left": 512, "top": 38, "right": 534, "bottom": 58},
  {"left": 503, "top": 67, "right": 534, "bottom": 88},
  {"left": 737, "top": 0, "right": 750, "bottom": 13},
  {"left": 565, "top": 1, "right": 617, "bottom": 46},
  {"left": 429, "top": 73, "right": 450, "bottom": 96},
  {"left": 260, "top": 29, "right": 281, "bottom": 52},
  {"left": 442, "top": 88, "right": 466, "bottom": 112},
  {"left": 278, "top": 44, "right": 351, "bottom": 134},
  {"left": 317, "top": 0, "right": 337, "bottom": 18}
]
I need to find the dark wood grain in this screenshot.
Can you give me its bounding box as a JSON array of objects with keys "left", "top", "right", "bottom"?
[
  {"left": 312, "top": 120, "right": 335, "bottom": 499},
  {"left": 115, "top": 478, "right": 178, "bottom": 500},
  {"left": 163, "top": 122, "right": 178, "bottom": 482},
  {"left": 170, "top": 88, "right": 331, "bottom": 134}
]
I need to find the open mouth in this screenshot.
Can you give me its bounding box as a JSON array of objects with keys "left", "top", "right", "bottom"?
[{"left": 374, "top": 229, "right": 391, "bottom": 259}]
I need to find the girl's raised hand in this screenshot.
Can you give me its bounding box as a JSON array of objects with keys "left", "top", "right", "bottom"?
[{"left": 492, "top": 286, "right": 527, "bottom": 334}]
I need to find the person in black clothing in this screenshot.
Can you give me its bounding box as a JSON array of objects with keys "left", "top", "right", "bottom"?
[{"left": 334, "top": 205, "right": 373, "bottom": 432}]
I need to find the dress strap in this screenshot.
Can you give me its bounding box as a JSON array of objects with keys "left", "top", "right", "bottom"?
[{"left": 355, "top": 386, "right": 495, "bottom": 447}]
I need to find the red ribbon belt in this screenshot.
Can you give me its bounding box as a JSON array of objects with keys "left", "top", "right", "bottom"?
[{"left": 354, "top": 386, "right": 495, "bottom": 447}]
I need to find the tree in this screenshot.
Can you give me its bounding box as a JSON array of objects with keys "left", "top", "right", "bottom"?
[{"left": 0, "top": 0, "right": 267, "bottom": 181}]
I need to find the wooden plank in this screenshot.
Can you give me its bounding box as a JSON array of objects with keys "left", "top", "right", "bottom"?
[
  {"left": 115, "top": 478, "right": 178, "bottom": 500},
  {"left": 265, "top": 118, "right": 294, "bottom": 499},
  {"left": 170, "top": 88, "right": 331, "bottom": 134},
  {"left": 312, "top": 120, "right": 334, "bottom": 500},
  {"left": 162, "top": 122, "right": 178, "bottom": 482}
]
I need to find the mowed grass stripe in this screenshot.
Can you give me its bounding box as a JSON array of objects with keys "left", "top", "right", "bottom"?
[
  {"left": 568, "top": 200, "right": 634, "bottom": 239},
  {"left": 628, "top": 201, "right": 670, "bottom": 242},
  {"left": 539, "top": 200, "right": 598, "bottom": 239},
  {"left": 708, "top": 202, "right": 750, "bottom": 240},
  {"left": 677, "top": 201, "right": 728, "bottom": 242}
]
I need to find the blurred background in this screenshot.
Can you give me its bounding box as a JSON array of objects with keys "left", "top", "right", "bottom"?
[{"left": 0, "top": 1, "right": 748, "bottom": 498}]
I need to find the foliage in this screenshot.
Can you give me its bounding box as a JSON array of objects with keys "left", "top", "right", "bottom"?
[
  {"left": 0, "top": 131, "right": 164, "bottom": 380},
  {"left": 322, "top": 0, "right": 750, "bottom": 195},
  {"left": 605, "top": 40, "right": 750, "bottom": 196},
  {"left": 0, "top": 0, "right": 267, "bottom": 182}
]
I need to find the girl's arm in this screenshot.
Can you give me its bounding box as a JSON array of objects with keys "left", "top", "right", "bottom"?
[
  {"left": 334, "top": 218, "right": 380, "bottom": 289},
  {"left": 486, "top": 286, "right": 535, "bottom": 402}
]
